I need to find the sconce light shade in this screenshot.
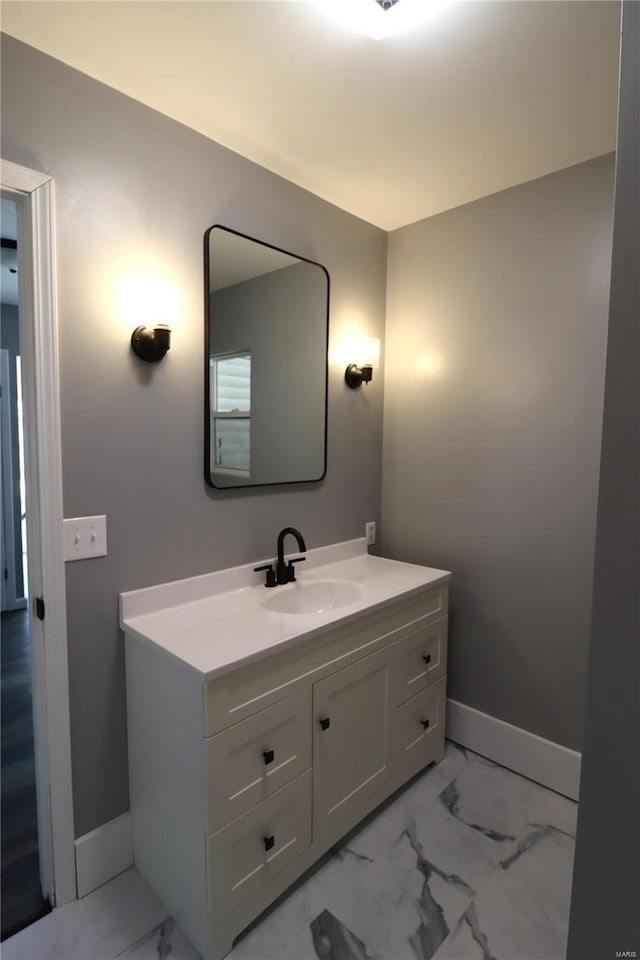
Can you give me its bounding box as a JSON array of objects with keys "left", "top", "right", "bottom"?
[
  {"left": 345, "top": 363, "right": 373, "bottom": 388},
  {"left": 345, "top": 336, "right": 380, "bottom": 389},
  {"left": 131, "top": 323, "right": 171, "bottom": 363}
]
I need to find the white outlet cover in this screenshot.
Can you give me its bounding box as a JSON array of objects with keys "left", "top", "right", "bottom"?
[{"left": 63, "top": 515, "right": 107, "bottom": 561}]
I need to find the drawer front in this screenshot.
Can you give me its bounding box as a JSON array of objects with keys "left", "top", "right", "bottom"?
[
  {"left": 390, "top": 616, "right": 448, "bottom": 706},
  {"left": 208, "top": 770, "right": 311, "bottom": 913},
  {"left": 391, "top": 676, "right": 446, "bottom": 780},
  {"left": 205, "top": 584, "right": 448, "bottom": 735},
  {"left": 206, "top": 689, "right": 311, "bottom": 834}
]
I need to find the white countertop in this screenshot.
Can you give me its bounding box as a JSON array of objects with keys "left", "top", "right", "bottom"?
[{"left": 119, "top": 539, "right": 451, "bottom": 681}]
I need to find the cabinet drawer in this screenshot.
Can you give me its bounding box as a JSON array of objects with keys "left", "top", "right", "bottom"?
[
  {"left": 208, "top": 770, "right": 311, "bottom": 913},
  {"left": 390, "top": 676, "right": 446, "bottom": 780},
  {"left": 206, "top": 689, "right": 311, "bottom": 834},
  {"left": 390, "top": 617, "right": 447, "bottom": 706},
  {"left": 205, "top": 585, "right": 448, "bottom": 735}
]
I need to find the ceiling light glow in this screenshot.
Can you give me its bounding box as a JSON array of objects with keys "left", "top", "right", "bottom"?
[{"left": 317, "top": 0, "right": 450, "bottom": 40}]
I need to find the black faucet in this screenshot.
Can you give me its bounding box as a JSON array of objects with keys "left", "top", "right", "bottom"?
[
  {"left": 254, "top": 527, "right": 307, "bottom": 588},
  {"left": 276, "top": 527, "right": 306, "bottom": 585}
]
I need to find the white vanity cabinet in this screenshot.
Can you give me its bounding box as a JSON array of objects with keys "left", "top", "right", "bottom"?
[{"left": 123, "top": 554, "right": 450, "bottom": 960}]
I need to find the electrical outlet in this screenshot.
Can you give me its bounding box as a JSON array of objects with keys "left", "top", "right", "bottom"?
[
  {"left": 365, "top": 521, "right": 376, "bottom": 545},
  {"left": 63, "top": 515, "right": 107, "bottom": 561}
]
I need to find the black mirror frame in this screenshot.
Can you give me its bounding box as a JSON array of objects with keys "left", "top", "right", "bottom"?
[{"left": 203, "top": 224, "right": 330, "bottom": 490}]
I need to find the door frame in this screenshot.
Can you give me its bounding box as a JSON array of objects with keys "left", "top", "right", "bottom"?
[{"left": 1, "top": 159, "right": 76, "bottom": 906}]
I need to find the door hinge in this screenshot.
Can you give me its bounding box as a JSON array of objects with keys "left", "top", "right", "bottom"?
[{"left": 35, "top": 596, "right": 45, "bottom": 620}]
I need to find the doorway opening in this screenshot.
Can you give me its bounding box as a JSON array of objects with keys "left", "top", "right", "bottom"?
[{"left": 1, "top": 192, "right": 52, "bottom": 940}]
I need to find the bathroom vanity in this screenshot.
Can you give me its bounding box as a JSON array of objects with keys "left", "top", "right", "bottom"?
[{"left": 120, "top": 539, "right": 450, "bottom": 959}]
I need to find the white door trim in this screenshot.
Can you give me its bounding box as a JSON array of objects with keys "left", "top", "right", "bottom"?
[{"left": 1, "top": 159, "right": 76, "bottom": 905}]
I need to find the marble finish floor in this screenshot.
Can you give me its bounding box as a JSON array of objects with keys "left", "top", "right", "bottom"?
[{"left": 1, "top": 742, "right": 577, "bottom": 960}]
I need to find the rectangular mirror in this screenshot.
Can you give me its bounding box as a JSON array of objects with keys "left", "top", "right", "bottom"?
[{"left": 205, "top": 225, "right": 329, "bottom": 488}]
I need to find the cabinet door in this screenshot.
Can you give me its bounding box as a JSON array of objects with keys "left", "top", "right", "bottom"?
[{"left": 313, "top": 647, "right": 390, "bottom": 843}]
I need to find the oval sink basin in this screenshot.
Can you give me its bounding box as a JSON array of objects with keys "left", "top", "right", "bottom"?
[{"left": 261, "top": 579, "right": 363, "bottom": 615}]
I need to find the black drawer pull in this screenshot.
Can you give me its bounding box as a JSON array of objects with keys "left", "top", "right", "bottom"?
[
  {"left": 263, "top": 749, "right": 275, "bottom": 765},
  {"left": 264, "top": 835, "right": 275, "bottom": 852},
  {"left": 319, "top": 717, "right": 331, "bottom": 731},
  {"left": 422, "top": 654, "right": 432, "bottom": 666},
  {"left": 420, "top": 718, "right": 430, "bottom": 730}
]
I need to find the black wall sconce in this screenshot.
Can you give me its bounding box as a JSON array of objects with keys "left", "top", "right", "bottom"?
[
  {"left": 131, "top": 324, "right": 171, "bottom": 363},
  {"left": 344, "top": 337, "right": 380, "bottom": 389},
  {"left": 345, "top": 362, "right": 373, "bottom": 388}
]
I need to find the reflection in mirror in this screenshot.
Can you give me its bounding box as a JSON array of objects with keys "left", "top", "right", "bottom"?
[{"left": 205, "top": 225, "right": 329, "bottom": 488}]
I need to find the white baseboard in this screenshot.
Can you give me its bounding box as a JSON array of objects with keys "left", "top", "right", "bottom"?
[
  {"left": 74, "top": 811, "right": 134, "bottom": 898},
  {"left": 446, "top": 698, "right": 581, "bottom": 801}
]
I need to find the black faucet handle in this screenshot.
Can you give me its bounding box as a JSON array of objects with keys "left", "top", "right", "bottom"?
[
  {"left": 286, "top": 557, "right": 306, "bottom": 582},
  {"left": 254, "top": 563, "right": 277, "bottom": 588}
]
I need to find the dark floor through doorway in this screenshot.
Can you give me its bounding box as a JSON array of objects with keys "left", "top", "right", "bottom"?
[{"left": 1, "top": 608, "right": 50, "bottom": 940}]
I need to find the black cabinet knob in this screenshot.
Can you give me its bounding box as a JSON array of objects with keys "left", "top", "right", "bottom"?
[
  {"left": 319, "top": 717, "right": 331, "bottom": 731},
  {"left": 422, "top": 654, "right": 432, "bottom": 665},
  {"left": 263, "top": 835, "right": 275, "bottom": 852},
  {"left": 263, "top": 749, "right": 275, "bottom": 765},
  {"left": 420, "top": 718, "right": 430, "bottom": 730}
]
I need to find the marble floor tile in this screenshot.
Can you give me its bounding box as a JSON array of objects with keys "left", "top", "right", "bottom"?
[
  {"left": 311, "top": 910, "right": 371, "bottom": 960},
  {"left": 229, "top": 746, "right": 576, "bottom": 960},
  {"left": 116, "top": 917, "right": 200, "bottom": 959},
  {"left": 433, "top": 826, "right": 575, "bottom": 960},
  {"left": 439, "top": 756, "right": 578, "bottom": 860},
  {"left": 0, "top": 899, "right": 108, "bottom": 960},
  {"left": 230, "top": 744, "right": 494, "bottom": 960},
  {"left": 0, "top": 869, "right": 169, "bottom": 960},
  {"left": 406, "top": 741, "right": 477, "bottom": 802},
  {"left": 334, "top": 743, "right": 477, "bottom": 863},
  {"left": 231, "top": 753, "right": 495, "bottom": 960},
  {"left": 1, "top": 746, "right": 577, "bottom": 960},
  {"left": 329, "top": 800, "right": 498, "bottom": 959},
  {"left": 80, "top": 868, "right": 170, "bottom": 958},
  {"left": 229, "top": 903, "right": 316, "bottom": 960}
]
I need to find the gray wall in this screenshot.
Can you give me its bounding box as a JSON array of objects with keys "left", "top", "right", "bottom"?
[
  {"left": 0, "top": 34, "right": 387, "bottom": 837},
  {"left": 211, "top": 262, "right": 326, "bottom": 485},
  {"left": 568, "top": 3, "right": 640, "bottom": 952},
  {"left": 381, "top": 155, "right": 615, "bottom": 750}
]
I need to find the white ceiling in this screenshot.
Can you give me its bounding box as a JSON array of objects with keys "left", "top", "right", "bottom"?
[{"left": 1, "top": 0, "right": 621, "bottom": 230}]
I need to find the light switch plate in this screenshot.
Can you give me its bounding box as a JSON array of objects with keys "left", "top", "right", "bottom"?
[
  {"left": 63, "top": 515, "right": 107, "bottom": 561},
  {"left": 365, "top": 521, "right": 376, "bottom": 545}
]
